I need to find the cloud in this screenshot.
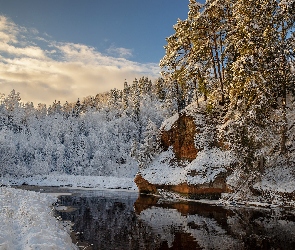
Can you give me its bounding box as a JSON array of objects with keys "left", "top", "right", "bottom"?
[
  {"left": 0, "top": 15, "right": 160, "bottom": 105},
  {"left": 0, "top": 43, "right": 47, "bottom": 59},
  {"left": 106, "top": 45, "right": 133, "bottom": 58}
]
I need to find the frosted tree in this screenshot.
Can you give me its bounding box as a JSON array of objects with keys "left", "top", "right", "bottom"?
[
  {"left": 122, "top": 80, "right": 130, "bottom": 111},
  {"left": 3, "top": 90, "right": 26, "bottom": 133},
  {"left": 131, "top": 78, "right": 140, "bottom": 121},
  {"left": 50, "top": 100, "right": 62, "bottom": 115},
  {"left": 138, "top": 120, "right": 160, "bottom": 168},
  {"left": 160, "top": 0, "right": 231, "bottom": 107},
  {"left": 35, "top": 103, "right": 47, "bottom": 119},
  {"left": 62, "top": 101, "right": 72, "bottom": 118},
  {"left": 154, "top": 78, "right": 165, "bottom": 101},
  {"left": 225, "top": 0, "right": 295, "bottom": 160},
  {"left": 274, "top": 0, "right": 295, "bottom": 155},
  {"left": 72, "top": 98, "right": 81, "bottom": 117}
]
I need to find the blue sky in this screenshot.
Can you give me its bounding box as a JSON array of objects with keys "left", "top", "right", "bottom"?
[{"left": 0, "top": 0, "right": 204, "bottom": 105}]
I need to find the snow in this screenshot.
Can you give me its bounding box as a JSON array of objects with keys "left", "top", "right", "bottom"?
[
  {"left": 140, "top": 147, "right": 232, "bottom": 185},
  {"left": 226, "top": 168, "right": 243, "bottom": 189},
  {"left": 140, "top": 147, "right": 187, "bottom": 185},
  {"left": 160, "top": 113, "right": 179, "bottom": 131},
  {"left": 186, "top": 148, "right": 232, "bottom": 184},
  {"left": 1, "top": 174, "right": 138, "bottom": 191},
  {"left": 0, "top": 186, "right": 77, "bottom": 250},
  {"left": 253, "top": 165, "right": 295, "bottom": 193}
]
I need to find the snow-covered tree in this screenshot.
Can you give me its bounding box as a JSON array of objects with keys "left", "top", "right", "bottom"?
[{"left": 138, "top": 120, "right": 160, "bottom": 168}]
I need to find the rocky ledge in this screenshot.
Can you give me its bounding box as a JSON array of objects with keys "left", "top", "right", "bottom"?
[{"left": 134, "top": 173, "right": 229, "bottom": 200}]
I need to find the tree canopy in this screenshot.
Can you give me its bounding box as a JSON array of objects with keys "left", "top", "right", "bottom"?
[{"left": 160, "top": 0, "right": 295, "bottom": 165}]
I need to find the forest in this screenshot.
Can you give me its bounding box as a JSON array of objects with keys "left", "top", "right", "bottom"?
[
  {"left": 0, "top": 0, "right": 295, "bottom": 191},
  {"left": 0, "top": 78, "right": 181, "bottom": 178},
  {"left": 160, "top": 0, "right": 295, "bottom": 172}
]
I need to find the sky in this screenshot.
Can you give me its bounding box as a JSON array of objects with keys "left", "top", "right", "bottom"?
[{"left": 0, "top": 0, "right": 204, "bottom": 105}]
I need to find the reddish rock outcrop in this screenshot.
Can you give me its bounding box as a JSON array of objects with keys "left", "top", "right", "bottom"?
[
  {"left": 134, "top": 174, "right": 158, "bottom": 194},
  {"left": 135, "top": 173, "right": 229, "bottom": 200},
  {"left": 135, "top": 110, "right": 231, "bottom": 200},
  {"left": 161, "top": 114, "right": 198, "bottom": 162}
]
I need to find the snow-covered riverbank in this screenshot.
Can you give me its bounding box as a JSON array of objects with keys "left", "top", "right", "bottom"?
[
  {"left": 0, "top": 186, "right": 77, "bottom": 250},
  {"left": 1, "top": 174, "right": 137, "bottom": 191}
]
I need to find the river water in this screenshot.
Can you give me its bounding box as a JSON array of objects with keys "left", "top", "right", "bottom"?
[{"left": 18, "top": 186, "right": 295, "bottom": 250}]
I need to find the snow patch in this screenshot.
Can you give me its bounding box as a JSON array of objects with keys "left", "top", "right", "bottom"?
[
  {"left": 160, "top": 113, "right": 179, "bottom": 131},
  {"left": 186, "top": 148, "right": 231, "bottom": 184},
  {"left": 140, "top": 147, "right": 233, "bottom": 186},
  {"left": 254, "top": 166, "right": 295, "bottom": 193},
  {"left": 140, "top": 147, "right": 187, "bottom": 185}
]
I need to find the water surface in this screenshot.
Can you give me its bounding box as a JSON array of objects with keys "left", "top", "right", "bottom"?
[
  {"left": 15, "top": 186, "right": 295, "bottom": 250},
  {"left": 17, "top": 186, "right": 295, "bottom": 250}
]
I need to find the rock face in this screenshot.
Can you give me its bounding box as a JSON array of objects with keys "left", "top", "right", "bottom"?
[
  {"left": 161, "top": 114, "right": 198, "bottom": 162},
  {"left": 135, "top": 108, "right": 230, "bottom": 200},
  {"left": 135, "top": 173, "right": 229, "bottom": 200},
  {"left": 134, "top": 174, "right": 157, "bottom": 194}
]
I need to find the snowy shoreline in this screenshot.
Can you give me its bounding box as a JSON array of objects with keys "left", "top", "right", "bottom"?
[
  {"left": 0, "top": 175, "right": 137, "bottom": 250},
  {"left": 1, "top": 174, "right": 138, "bottom": 191},
  {"left": 0, "top": 186, "right": 77, "bottom": 250},
  {"left": 1, "top": 174, "right": 294, "bottom": 250},
  {"left": 153, "top": 189, "right": 295, "bottom": 210}
]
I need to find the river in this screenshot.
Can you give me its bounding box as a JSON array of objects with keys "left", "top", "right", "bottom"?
[{"left": 17, "top": 186, "right": 295, "bottom": 250}]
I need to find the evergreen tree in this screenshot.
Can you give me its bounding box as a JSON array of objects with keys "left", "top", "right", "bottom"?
[
  {"left": 138, "top": 120, "right": 160, "bottom": 168},
  {"left": 131, "top": 78, "right": 140, "bottom": 122},
  {"left": 154, "top": 78, "right": 165, "bottom": 101},
  {"left": 122, "top": 80, "right": 131, "bottom": 112},
  {"left": 160, "top": 0, "right": 230, "bottom": 106},
  {"left": 72, "top": 99, "right": 81, "bottom": 117},
  {"left": 226, "top": 0, "right": 295, "bottom": 157}
]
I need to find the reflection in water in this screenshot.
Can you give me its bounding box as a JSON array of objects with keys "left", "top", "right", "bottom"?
[
  {"left": 55, "top": 190, "right": 295, "bottom": 250},
  {"left": 56, "top": 190, "right": 162, "bottom": 250}
]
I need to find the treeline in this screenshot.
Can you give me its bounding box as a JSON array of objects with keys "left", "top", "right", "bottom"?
[
  {"left": 160, "top": 0, "right": 295, "bottom": 170},
  {"left": 0, "top": 77, "right": 182, "bottom": 177}
]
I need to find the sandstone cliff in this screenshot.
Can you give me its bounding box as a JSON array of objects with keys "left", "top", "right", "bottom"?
[
  {"left": 160, "top": 113, "right": 198, "bottom": 162},
  {"left": 135, "top": 101, "right": 233, "bottom": 199}
]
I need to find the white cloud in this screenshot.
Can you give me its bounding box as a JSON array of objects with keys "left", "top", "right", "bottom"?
[
  {"left": 0, "top": 15, "right": 160, "bottom": 105},
  {"left": 106, "top": 45, "right": 133, "bottom": 58},
  {"left": 0, "top": 43, "right": 47, "bottom": 59}
]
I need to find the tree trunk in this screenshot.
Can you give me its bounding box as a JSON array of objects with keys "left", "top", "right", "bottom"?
[
  {"left": 213, "top": 33, "right": 225, "bottom": 104},
  {"left": 280, "top": 71, "right": 287, "bottom": 155},
  {"left": 193, "top": 79, "right": 199, "bottom": 107}
]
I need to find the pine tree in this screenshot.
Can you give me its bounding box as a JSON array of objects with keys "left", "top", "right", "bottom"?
[
  {"left": 123, "top": 80, "right": 130, "bottom": 111},
  {"left": 72, "top": 99, "right": 81, "bottom": 117},
  {"left": 154, "top": 78, "right": 165, "bottom": 101},
  {"left": 160, "top": 0, "right": 231, "bottom": 107},
  {"left": 131, "top": 78, "right": 140, "bottom": 122},
  {"left": 138, "top": 120, "right": 160, "bottom": 168},
  {"left": 226, "top": 0, "right": 295, "bottom": 158}
]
